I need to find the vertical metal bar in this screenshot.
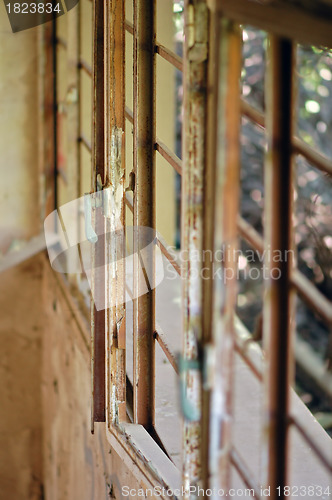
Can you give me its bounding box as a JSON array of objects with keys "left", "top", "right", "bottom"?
[
  {"left": 52, "top": 12, "right": 58, "bottom": 212},
  {"left": 181, "top": 0, "right": 208, "bottom": 495},
  {"left": 208, "top": 13, "right": 242, "bottom": 493},
  {"left": 91, "top": 0, "right": 105, "bottom": 429},
  {"left": 263, "top": 36, "right": 294, "bottom": 498},
  {"left": 105, "top": 0, "right": 126, "bottom": 426},
  {"left": 77, "top": 1, "right": 82, "bottom": 199},
  {"left": 133, "top": 0, "right": 156, "bottom": 428},
  {"left": 66, "top": 2, "right": 80, "bottom": 281},
  {"left": 66, "top": 5, "right": 79, "bottom": 200},
  {"left": 39, "top": 20, "right": 56, "bottom": 218},
  {"left": 200, "top": 6, "right": 218, "bottom": 489}
]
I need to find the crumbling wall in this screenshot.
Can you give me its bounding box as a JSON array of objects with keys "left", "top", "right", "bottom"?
[
  {"left": 0, "top": 257, "right": 44, "bottom": 500},
  {"left": 0, "top": 2, "right": 40, "bottom": 254}
]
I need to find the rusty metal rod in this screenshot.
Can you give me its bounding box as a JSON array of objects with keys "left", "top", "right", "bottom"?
[
  {"left": 154, "top": 327, "right": 179, "bottom": 375},
  {"left": 241, "top": 99, "right": 332, "bottom": 176},
  {"left": 91, "top": 0, "right": 105, "bottom": 428},
  {"left": 56, "top": 35, "right": 67, "bottom": 49},
  {"left": 263, "top": 36, "right": 294, "bottom": 496},
  {"left": 155, "top": 42, "right": 183, "bottom": 72},
  {"left": 293, "top": 136, "right": 332, "bottom": 176},
  {"left": 133, "top": 0, "right": 156, "bottom": 429},
  {"left": 126, "top": 19, "right": 182, "bottom": 73},
  {"left": 230, "top": 448, "right": 262, "bottom": 500},
  {"left": 234, "top": 340, "right": 263, "bottom": 382},
  {"left": 237, "top": 215, "right": 332, "bottom": 325},
  {"left": 125, "top": 192, "right": 134, "bottom": 212},
  {"left": 78, "top": 134, "right": 92, "bottom": 153},
  {"left": 126, "top": 191, "right": 181, "bottom": 275},
  {"left": 156, "top": 234, "right": 181, "bottom": 276},
  {"left": 78, "top": 58, "right": 92, "bottom": 77},
  {"left": 125, "top": 19, "right": 134, "bottom": 35},
  {"left": 125, "top": 105, "right": 133, "bottom": 123},
  {"left": 155, "top": 139, "right": 182, "bottom": 175},
  {"left": 289, "top": 415, "right": 332, "bottom": 474}
]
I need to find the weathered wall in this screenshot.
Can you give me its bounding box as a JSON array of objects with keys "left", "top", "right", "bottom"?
[
  {"left": 42, "top": 258, "right": 171, "bottom": 500},
  {"left": 0, "top": 253, "right": 170, "bottom": 500},
  {"left": 0, "top": 256, "right": 44, "bottom": 500},
  {"left": 0, "top": 3, "right": 40, "bottom": 253}
]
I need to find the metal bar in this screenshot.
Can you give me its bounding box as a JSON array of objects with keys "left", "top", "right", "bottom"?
[
  {"left": 289, "top": 415, "right": 332, "bottom": 474},
  {"left": 91, "top": 0, "right": 105, "bottom": 428},
  {"left": 291, "top": 270, "right": 332, "bottom": 325},
  {"left": 104, "top": 0, "right": 126, "bottom": 425},
  {"left": 263, "top": 36, "right": 294, "bottom": 497},
  {"left": 126, "top": 190, "right": 181, "bottom": 276},
  {"left": 237, "top": 215, "right": 264, "bottom": 253},
  {"left": 237, "top": 216, "right": 332, "bottom": 325},
  {"left": 155, "top": 139, "right": 182, "bottom": 175},
  {"left": 234, "top": 340, "right": 263, "bottom": 382},
  {"left": 40, "top": 19, "right": 56, "bottom": 217},
  {"left": 52, "top": 14, "right": 58, "bottom": 212},
  {"left": 78, "top": 58, "right": 92, "bottom": 77},
  {"left": 126, "top": 26, "right": 183, "bottom": 72},
  {"left": 240, "top": 99, "right": 265, "bottom": 128},
  {"left": 181, "top": 0, "right": 209, "bottom": 494},
  {"left": 125, "top": 105, "right": 133, "bottom": 123},
  {"left": 208, "top": 15, "right": 242, "bottom": 493},
  {"left": 125, "top": 191, "right": 134, "bottom": 212},
  {"left": 133, "top": 0, "right": 156, "bottom": 429},
  {"left": 241, "top": 99, "right": 332, "bottom": 176},
  {"left": 79, "top": 134, "right": 92, "bottom": 153},
  {"left": 293, "top": 136, "right": 332, "bottom": 177},
  {"left": 155, "top": 42, "right": 183, "bottom": 72},
  {"left": 230, "top": 448, "right": 262, "bottom": 500},
  {"left": 125, "top": 19, "right": 134, "bottom": 35},
  {"left": 156, "top": 236, "right": 181, "bottom": 276},
  {"left": 56, "top": 35, "right": 67, "bottom": 49},
  {"left": 201, "top": 7, "right": 219, "bottom": 490},
  {"left": 66, "top": 5, "right": 80, "bottom": 201},
  {"left": 154, "top": 327, "right": 179, "bottom": 375}
]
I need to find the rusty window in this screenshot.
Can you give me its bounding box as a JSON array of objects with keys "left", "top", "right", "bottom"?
[{"left": 45, "top": 0, "right": 332, "bottom": 497}]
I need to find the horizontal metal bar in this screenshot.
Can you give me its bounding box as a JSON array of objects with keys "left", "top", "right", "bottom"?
[
  {"left": 125, "top": 192, "right": 134, "bottom": 213},
  {"left": 156, "top": 234, "right": 181, "bottom": 276},
  {"left": 241, "top": 99, "right": 332, "bottom": 176},
  {"left": 237, "top": 216, "right": 332, "bottom": 324},
  {"left": 291, "top": 271, "right": 332, "bottom": 325},
  {"left": 234, "top": 339, "right": 263, "bottom": 382},
  {"left": 125, "top": 21, "right": 182, "bottom": 74},
  {"left": 78, "top": 59, "right": 92, "bottom": 77},
  {"left": 230, "top": 447, "right": 262, "bottom": 500},
  {"left": 126, "top": 192, "right": 180, "bottom": 275},
  {"left": 56, "top": 36, "right": 67, "bottom": 49},
  {"left": 58, "top": 167, "right": 68, "bottom": 184},
  {"left": 125, "top": 106, "right": 134, "bottom": 123},
  {"left": 154, "top": 326, "right": 179, "bottom": 375},
  {"left": 237, "top": 214, "right": 263, "bottom": 253},
  {"left": 79, "top": 134, "right": 92, "bottom": 153},
  {"left": 155, "top": 139, "right": 182, "bottom": 175},
  {"left": 293, "top": 137, "right": 332, "bottom": 176},
  {"left": 155, "top": 42, "right": 183, "bottom": 72},
  {"left": 240, "top": 99, "right": 265, "bottom": 128},
  {"left": 125, "top": 19, "right": 134, "bottom": 35},
  {"left": 289, "top": 415, "right": 332, "bottom": 475}
]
